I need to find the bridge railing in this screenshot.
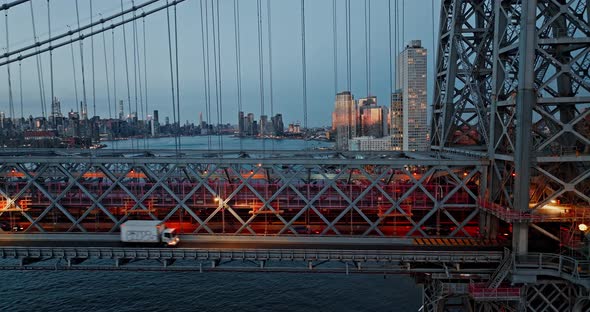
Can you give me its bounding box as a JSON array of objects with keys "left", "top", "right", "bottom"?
[{"left": 516, "top": 253, "right": 590, "bottom": 283}]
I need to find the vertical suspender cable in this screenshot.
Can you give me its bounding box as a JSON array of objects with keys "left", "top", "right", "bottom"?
[
  {"left": 132, "top": 5, "right": 145, "bottom": 148},
  {"left": 431, "top": 0, "right": 436, "bottom": 107},
  {"left": 388, "top": 0, "right": 393, "bottom": 133},
  {"left": 143, "top": 15, "right": 149, "bottom": 147},
  {"left": 267, "top": 0, "right": 274, "bottom": 151},
  {"left": 131, "top": 0, "right": 140, "bottom": 144},
  {"left": 368, "top": 0, "right": 371, "bottom": 96},
  {"left": 47, "top": 0, "right": 54, "bottom": 121},
  {"left": 19, "top": 61, "right": 23, "bottom": 121},
  {"left": 394, "top": 0, "right": 399, "bottom": 88},
  {"left": 211, "top": 0, "right": 221, "bottom": 150},
  {"left": 75, "top": 1, "right": 88, "bottom": 121},
  {"left": 256, "top": 0, "right": 264, "bottom": 150},
  {"left": 205, "top": 1, "right": 212, "bottom": 150},
  {"left": 120, "top": 0, "right": 133, "bottom": 149},
  {"left": 90, "top": 0, "right": 96, "bottom": 117},
  {"left": 4, "top": 8, "right": 14, "bottom": 121},
  {"left": 402, "top": 0, "right": 405, "bottom": 46},
  {"left": 112, "top": 30, "right": 117, "bottom": 119},
  {"left": 346, "top": 0, "right": 351, "bottom": 92},
  {"left": 69, "top": 26, "right": 80, "bottom": 111},
  {"left": 364, "top": 0, "right": 368, "bottom": 96},
  {"left": 332, "top": 0, "right": 337, "bottom": 95},
  {"left": 301, "top": 0, "right": 307, "bottom": 133},
  {"left": 200, "top": 0, "right": 211, "bottom": 151},
  {"left": 101, "top": 16, "right": 112, "bottom": 119},
  {"left": 233, "top": 0, "right": 243, "bottom": 151},
  {"left": 174, "top": 3, "right": 181, "bottom": 152},
  {"left": 30, "top": 2, "right": 46, "bottom": 121},
  {"left": 166, "top": 0, "right": 178, "bottom": 154}
]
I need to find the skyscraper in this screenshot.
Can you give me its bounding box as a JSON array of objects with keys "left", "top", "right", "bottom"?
[
  {"left": 332, "top": 91, "right": 357, "bottom": 150},
  {"left": 51, "top": 97, "right": 62, "bottom": 118},
  {"left": 118, "top": 100, "right": 125, "bottom": 120},
  {"left": 393, "top": 40, "right": 429, "bottom": 151},
  {"left": 358, "top": 96, "right": 387, "bottom": 138}
]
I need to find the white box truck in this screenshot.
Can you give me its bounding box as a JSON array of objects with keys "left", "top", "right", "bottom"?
[{"left": 120, "top": 220, "right": 180, "bottom": 247}]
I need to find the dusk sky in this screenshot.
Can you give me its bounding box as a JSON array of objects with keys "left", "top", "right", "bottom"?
[{"left": 0, "top": 0, "right": 441, "bottom": 127}]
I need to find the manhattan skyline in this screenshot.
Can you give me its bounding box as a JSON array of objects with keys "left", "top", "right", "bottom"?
[{"left": 0, "top": 0, "right": 442, "bottom": 127}]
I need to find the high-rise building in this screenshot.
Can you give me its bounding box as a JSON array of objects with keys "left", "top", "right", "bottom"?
[
  {"left": 332, "top": 91, "right": 357, "bottom": 150},
  {"left": 393, "top": 40, "right": 429, "bottom": 151},
  {"left": 271, "top": 113, "right": 284, "bottom": 136},
  {"left": 0, "top": 111, "right": 5, "bottom": 129},
  {"left": 238, "top": 111, "right": 245, "bottom": 136},
  {"left": 81, "top": 101, "right": 88, "bottom": 120},
  {"left": 51, "top": 97, "right": 62, "bottom": 118},
  {"left": 118, "top": 100, "right": 125, "bottom": 120},
  {"left": 358, "top": 96, "right": 387, "bottom": 138},
  {"left": 151, "top": 110, "right": 160, "bottom": 136},
  {"left": 260, "top": 115, "right": 273, "bottom": 137},
  {"left": 390, "top": 91, "right": 403, "bottom": 150}
]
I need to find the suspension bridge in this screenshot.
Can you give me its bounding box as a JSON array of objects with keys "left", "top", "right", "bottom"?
[{"left": 0, "top": 0, "right": 589, "bottom": 310}]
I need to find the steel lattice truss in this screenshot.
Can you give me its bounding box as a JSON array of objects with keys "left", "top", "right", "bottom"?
[
  {"left": 432, "top": 0, "right": 590, "bottom": 249},
  {"left": 0, "top": 150, "right": 486, "bottom": 237}
]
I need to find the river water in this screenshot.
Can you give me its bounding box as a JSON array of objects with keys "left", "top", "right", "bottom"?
[
  {"left": 0, "top": 270, "right": 421, "bottom": 311},
  {"left": 2, "top": 137, "right": 422, "bottom": 311}
]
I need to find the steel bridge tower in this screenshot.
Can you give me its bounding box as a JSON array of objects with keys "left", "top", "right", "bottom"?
[{"left": 430, "top": 0, "right": 590, "bottom": 310}]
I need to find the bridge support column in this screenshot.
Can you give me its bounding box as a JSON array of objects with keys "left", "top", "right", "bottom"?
[{"left": 259, "top": 260, "right": 265, "bottom": 269}]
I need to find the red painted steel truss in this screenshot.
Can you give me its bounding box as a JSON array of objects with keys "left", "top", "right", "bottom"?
[{"left": 0, "top": 153, "right": 486, "bottom": 237}]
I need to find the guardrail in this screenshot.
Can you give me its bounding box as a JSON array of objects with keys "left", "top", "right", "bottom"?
[
  {"left": 0, "top": 246, "right": 503, "bottom": 272},
  {"left": 469, "top": 283, "right": 521, "bottom": 301},
  {"left": 515, "top": 253, "right": 590, "bottom": 288}
]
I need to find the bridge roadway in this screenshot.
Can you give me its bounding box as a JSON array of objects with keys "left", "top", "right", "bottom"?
[{"left": 0, "top": 234, "right": 504, "bottom": 275}]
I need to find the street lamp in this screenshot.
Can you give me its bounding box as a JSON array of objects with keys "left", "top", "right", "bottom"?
[{"left": 579, "top": 224, "right": 588, "bottom": 232}]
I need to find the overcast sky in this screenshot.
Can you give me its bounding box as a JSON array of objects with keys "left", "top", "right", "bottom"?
[{"left": 0, "top": 0, "right": 442, "bottom": 127}]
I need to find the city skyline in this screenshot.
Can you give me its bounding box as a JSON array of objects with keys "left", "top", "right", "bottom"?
[{"left": 0, "top": 0, "right": 442, "bottom": 127}]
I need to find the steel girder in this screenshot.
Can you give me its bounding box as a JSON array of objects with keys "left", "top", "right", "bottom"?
[
  {"left": 490, "top": 0, "right": 590, "bottom": 254},
  {"left": 432, "top": 0, "right": 590, "bottom": 251},
  {"left": 431, "top": 0, "right": 495, "bottom": 150},
  {"left": 0, "top": 154, "right": 486, "bottom": 238}
]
